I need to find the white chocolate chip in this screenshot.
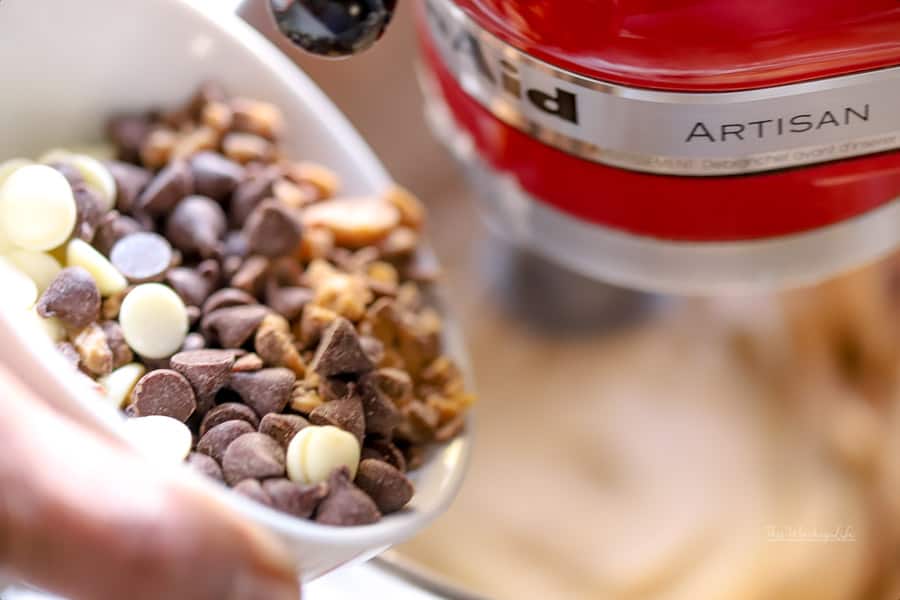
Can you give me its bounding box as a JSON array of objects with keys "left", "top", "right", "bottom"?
[
  {"left": 286, "top": 425, "right": 360, "bottom": 484},
  {"left": 123, "top": 415, "right": 192, "bottom": 464},
  {"left": 66, "top": 238, "right": 127, "bottom": 296},
  {"left": 119, "top": 283, "right": 188, "bottom": 359},
  {"left": 6, "top": 249, "right": 62, "bottom": 292},
  {"left": 0, "top": 256, "right": 38, "bottom": 310},
  {"left": 99, "top": 363, "right": 146, "bottom": 409},
  {"left": 0, "top": 158, "right": 32, "bottom": 186},
  {"left": 69, "top": 154, "right": 117, "bottom": 212},
  {"left": 0, "top": 165, "right": 76, "bottom": 251}
]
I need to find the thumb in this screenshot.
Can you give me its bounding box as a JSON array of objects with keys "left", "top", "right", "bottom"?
[{"left": 0, "top": 366, "right": 300, "bottom": 600}]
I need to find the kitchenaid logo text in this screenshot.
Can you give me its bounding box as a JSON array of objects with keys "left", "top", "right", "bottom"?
[
  {"left": 685, "top": 105, "right": 871, "bottom": 143},
  {"left": 424, "top": 0, "right": 579, "bottom": 125},
  {"left": 423, "top": 0, "right": 900, "bottom": 176}
]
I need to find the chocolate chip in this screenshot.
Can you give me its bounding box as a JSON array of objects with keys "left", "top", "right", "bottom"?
[
  {"left": 197, "top": 420, "right": 255, "bottom": 463},
  {"left": 110, "top": 232, "right": 173, "bottom": 283},
  {"left": 266, "top": 285, "right": 313, "bottom": 320},
  {"left": 181, "top": 332, "right": 206, "bottom": 352},
  {"left": 105, "top": 161, "right": 152, "bottom": 213},
  {"left": 107, "top": 114, "right": 153, "bottom": 163},
  {"left": 130, "top": 369, "right": 197, "bottom": 422},
  {"left": 190, "top": 151, "right": 245, "bottom": 200},
  {"left": 259, "top": 413, "right": 309, "bottom": 448},
  {"left": 230, "top": 255, "right": 269, "bottom": 295},
  {"left": 37, "top": 267, "right": 101, "bottom": 330},
  {"left": 170, "top": 349, "right": 235, "bottom": 407},
  {"left": 230, "top": 167, "right": 279, "bottom": 227},
  {"left": 166, "top": 267, "right": 212, "bottom": 307},
  {"left": 243, "top": 200, "right": 303, "bottom": 258},
  {"left": 94, "top": 212, "right": 143, "bottom": 256},
  {"left": 362, "top": 438, "right": 406, "bottom": 472},
  {"left": 232, "top": 352, "right": 264, "bottom": 372},
  {"left": 360, "top": 386, "right": 399, "bottom": 438},
  {"left": 310, "top": 317, "right": 374, "bottom": 377},
  {"left": 309, "top": 393, "right": 365, "bottom": 444},
  {"left": 315, "top": 467, "right": 380, "bottom": 526},
  {"left": 229, "top": 368, "right": 295, "bottom": 417},
  {"left": 202, "top": 288, "right": 257, "bottom": 316},
  {"left": 100, "top": 321, "right": 134, "bottom": 369},
  {"left": 138, "top": 160, "right": 193, "bottom": 215},
  {"left": 165, "top": 195, "right": 226, "bottom": 258},
  {"left": 186, "top": 452, "right": 224, "bottom": 482},
  {"left": 200, "top": 402, "right": 260, "bottom": 436},
  {"left": 354, "top": 459, "right": 414, "bottom": 514},
  {"left": 72, "top": 185, "right": 104, "bottom": 242},
  {"left": 222, "top": 432, "right": 286, "bottom": 486},
  {"left": 233, "top": 479, "right": 273, "bottom": 505},
  {"left": 263, "top": 479, "right": 326, "bottom": 518},
  {"left": 201, "top": 304, "right": 269, "bottom": 348}
]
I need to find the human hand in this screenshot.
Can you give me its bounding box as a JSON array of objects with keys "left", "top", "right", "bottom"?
[{"left": 0, "top": 365, "right": 300, "bottom": 600}]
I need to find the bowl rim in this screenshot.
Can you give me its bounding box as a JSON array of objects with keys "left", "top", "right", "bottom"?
[{"left": 0, "top": 0, "right": 472, "bottom": 551}]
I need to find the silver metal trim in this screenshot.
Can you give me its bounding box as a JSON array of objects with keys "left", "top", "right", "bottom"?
[{"left": 423, "top": 0, "right": 900, "bottom": 176}]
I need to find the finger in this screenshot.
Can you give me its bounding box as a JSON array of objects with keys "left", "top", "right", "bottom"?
[{"left": 0, "top": 365, "right": 300, "bottom": 600}]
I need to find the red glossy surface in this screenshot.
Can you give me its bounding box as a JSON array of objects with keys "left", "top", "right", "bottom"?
[
  {"left": 452, "top": 0, "right": 900, "bottom": 91},
  {"left": 420, "top": 22, "right": 900, "bottom": 241}
]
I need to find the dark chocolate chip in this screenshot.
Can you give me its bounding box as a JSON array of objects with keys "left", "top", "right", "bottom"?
[
  {"left": 197, "top": 420, "right": 255, "bottom": 463},
  {"left": 130, "top": 369, "right": 197, "bottom": 422},
  {"left": 243, "top": 200, "right": 302, "bottom": 257},
  {"left": 315, "top": 467, "right": 381, "bottom": 526},
  {"left": 71, "top": 185, "right": 104, "bottom": 242},
  {"left": 190, "top": 151, "right": 245, "bottom": 200},
  {"left": 354, "top": 459, "right": 414, "bottom": 514},
  {"left": 138, "top": 160, "right": 193, "bottom": 215},
  {"left": 94, "top": 212, "right": 143, "bottom": 256},
  {"left": 107, "top": 114, "right": 152, "bottom": 163},
  {"left": 105, "top": 161, "right": 152, "bottom": 213},
  {"left": 361, "top": 438, "right": 406, "bottom": 472},
  {"left": 222, "top": 432, "right": 286, "bottom": 486},
  {"left": 100, "top": 321, "right": 133, "bottom": 370},
  {"left": 170, "top": 349, "right": 235, "bottom": 407},
  {"left": 258, "top": 413, "right": 309, "bottom": 448},
  {"left": 110, "top": 232, "right": 173, "bottom": 283},
  {"left": 37, "top": 267, "right": 101, "bottom": 330},
  {"left": 233, "top": 479, "right": 273, "bottom": 506},
  {"left": 229, "top": 368, "right": 295, "bottom": 417},
  {"left": 186, "top": 452, "right": 224, "bottom": 482},
  {"left": 263, "top": 479, "right": 327, "bottom": 518},
  {"left": 229, "top": 255, "right": 269, "bottom": 296},
  {"left": 310, "top": 317, "right": 374, "bottom": 377},
  {"left": 164, "top": 195, "right": 226, "bottom": 258},
  {"left": 201, "top": 304, "right": 269, "bottom": 348},
  {"left": 201, "top": 288, "right": 258, "bottom": 316},
  {"left": 309, "top": 393, "right": 365, "bottom": 444},
  {"left": 200, "top": 402, "right": 260, "bottom": 436},
  {"left": 360, "top": 385, "right": 399, "bottom": 438},
  {"left": 265, "top": 285, "right": 313, "bottom": 321}
]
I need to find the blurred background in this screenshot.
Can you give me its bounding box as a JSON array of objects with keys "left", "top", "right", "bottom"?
[{"left": 253, "top": 2, "right": 900, "bottom": 598}]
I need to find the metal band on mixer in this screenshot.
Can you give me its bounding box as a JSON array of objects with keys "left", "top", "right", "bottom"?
[{"left": 424, "top": 0, "right": 900, "bottom": 177}]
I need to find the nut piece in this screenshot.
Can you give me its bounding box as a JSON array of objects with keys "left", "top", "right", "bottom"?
[
  {"left": 37, "top": 267, "right": 101, "bottom": 330},
  {"left": 303, "top": 197, "right": 399, "bottom": 248},
  {"left": 286, "top": 424, "right": 361, "bottom": 485},
  {"left": 119, "top": 283, "right": 189, "bottom": 359},
  {"left": 222, "top": 432, "right": 286, "bottom": 486},
  {"left": 0, "top": 165, "right": 76, "bottom": 251}
]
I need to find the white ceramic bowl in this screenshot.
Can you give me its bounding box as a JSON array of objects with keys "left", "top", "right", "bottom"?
[{"left": 0, "top": 0, "right": 471, "bottom": 581}]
